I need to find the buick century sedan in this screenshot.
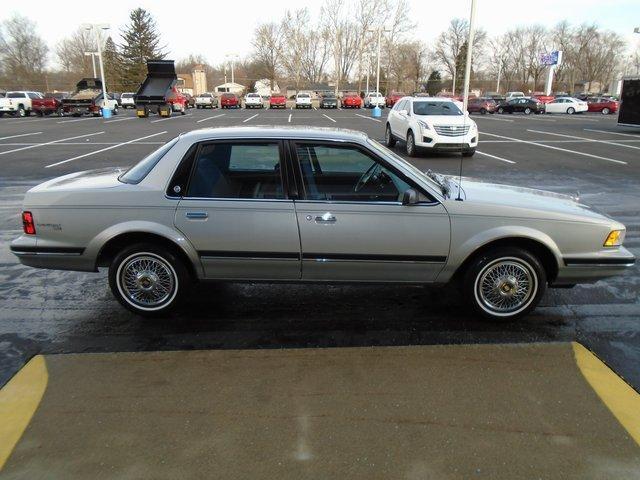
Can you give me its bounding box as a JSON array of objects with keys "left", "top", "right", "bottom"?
[{"left": 11, "top": 126, "right": 634, "bottom": 320}]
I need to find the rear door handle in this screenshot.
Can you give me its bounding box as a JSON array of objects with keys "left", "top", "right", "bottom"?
[
  {"left": 314, "top": 212, "right": 336, "bottom": 224},
  {"left": 186, "top": 212, "right": 208, "bottom": 219}
]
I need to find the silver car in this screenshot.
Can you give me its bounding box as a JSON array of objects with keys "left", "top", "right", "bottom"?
[{"left": 11, "top": 126, "right": 635, "bottom": 320}]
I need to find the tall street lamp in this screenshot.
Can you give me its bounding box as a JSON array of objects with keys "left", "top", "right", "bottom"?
[
  {"left": 461, "top": 0, "right": 477, "bottom": 115},
  {"left": 84, "top": 52, "right": 98, "bottom": 77},
  {"left": 225, "top": 54, "right": 239, "bottom": 85},
  {"left": 83, "top": 23, "right": 110, "bottom": 114}
]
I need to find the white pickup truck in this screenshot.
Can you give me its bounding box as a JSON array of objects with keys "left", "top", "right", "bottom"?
[
  {"left": 364, "top": 91, "right": 385, "bottom": 108},
  {"left": 195, "top": 93, "right": 217, "bottom": 109},
  {"left": 244, "top": 92, "right": 264, "bottom": 109},
  {"left": 295, "top": 92, "right": 312, "bottom": 109},
  {"left": 0, "top": 91, "right": 41, "bottom": 117}
]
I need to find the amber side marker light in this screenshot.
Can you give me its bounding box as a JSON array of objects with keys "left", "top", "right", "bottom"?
[
  {"left": 22, "top": 211, "right": 36, "bottom": 235},
  {"left": 604, "top": 230, "right": 624, "bottom": 247}
]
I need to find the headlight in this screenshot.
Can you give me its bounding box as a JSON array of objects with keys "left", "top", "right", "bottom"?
[
  {"left": 604, "top": 230, "right": 625, "bottom": 247},
  {"left": 418, "top": 120, "right": 430, "bottom": 131}
]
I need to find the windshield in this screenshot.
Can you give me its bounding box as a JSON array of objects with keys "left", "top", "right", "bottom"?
[
  {"left": 298, "top": 94, "right": 310, "bottom": 98},
  {"left": 413, "top": 101, "right": 462, "bottom": 116},
  {"left": 121, "top": 93, "right": 134, "bottom": 98},
  {"left": 367, "top": 139, "right": 444, "bottom": 195},
  {"left": 200, "top": 93, "right": 212, "bottom": 97},
  {"left": 119, "top": 137, "right": 179, "bottom": 184}
]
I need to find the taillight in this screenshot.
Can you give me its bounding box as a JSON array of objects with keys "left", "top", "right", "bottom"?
[{"left": 22, "top": 211, "right": 36, "bottom": 235}]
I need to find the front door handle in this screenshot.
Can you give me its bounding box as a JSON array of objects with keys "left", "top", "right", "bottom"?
[
  {"left": 314, "top": 212, "right": 336, "bottom": 224},
  {"left": 186, "top": 212, "right": 208, "bottom": 219}
]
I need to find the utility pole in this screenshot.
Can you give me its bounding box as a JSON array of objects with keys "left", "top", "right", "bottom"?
[
  {"left": 496, "top": 58, "right": 502, "bottom": 93},
  {"left": 368, "top": 26, "right": 390, "bottom": 95},
  {"left": 225, "top": 54, "right": 238, "bottom": 85},
  {"left": 83, "top": 24, "right": 110, "bottom": 113},
  {"left": 461, "top": 0, "right": 477, "bottom": 114}
]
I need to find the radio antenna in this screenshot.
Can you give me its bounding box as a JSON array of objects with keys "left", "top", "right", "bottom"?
[{"left": 457, "top": 0, "right": 477, "bottom": 202}]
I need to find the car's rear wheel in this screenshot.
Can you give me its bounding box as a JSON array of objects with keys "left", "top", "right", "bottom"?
[
  {"left": 524, "top": 107, "right": 532, "bottom": 115},
  {"left": 406, "top": 130, "right": 417, "bottom": 157},
  {"left": 463, "top": 247, "right": 546, "bottom": 321},
  {"left": 385, "top": 124, "right": 396, "bottom": 147},
  {"left": 480, "top": 108, "right": 487, "bottom": 115},
  {"left": 109, "top": 243, "right": 190, "bottom": 316},
  {"left": 497, "top": 107, "right": 504, "bottom": 114},
  {"left": 567, "top": 107, "right": 575, "bottom": 114},
  {"left": 17, "top": 106, "right": 26, "bottom": 117},
  {"left": 601, "top": 107, "right": 610, "bottom": 115}
]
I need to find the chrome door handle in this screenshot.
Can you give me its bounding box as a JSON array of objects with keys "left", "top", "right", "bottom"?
[
  {"left": 314, "top": 212, "right": 336, "bottom": 224},
  {"left": 186, "top": 212, "right": 208, "bottom": 219}
]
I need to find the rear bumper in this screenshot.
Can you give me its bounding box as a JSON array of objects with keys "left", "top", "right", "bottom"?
[
  {"left": 553, "top": 247, "right": 636, "bottom": 285},
  {"left": 10, "top": 237, "right": 96, "bottom": 272}
]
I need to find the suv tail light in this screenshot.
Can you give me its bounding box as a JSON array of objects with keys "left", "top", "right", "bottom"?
[{"left": 22, "top": 211, "right": 36, "bottom": 235}]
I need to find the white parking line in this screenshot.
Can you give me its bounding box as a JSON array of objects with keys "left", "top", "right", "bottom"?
[
  {"left": 45, "top": 131, "right": 168, "bottom": 168},
  {"left": 0, "top": 132, "right": 42, "bottom": 141},
  {"left": 0, "top": 132, "right": 105, "bottom": 156},
  {"left": 322, "top": 114, "right": 336, "bottom": 123},
  {"left": 57, "top": 116, "right": 103, "bottom": 124},
  {"left": 151, "top": 114, "right": 192, "bottom": 123},
  {"left": 527, "top": 129, "right": 640, "bottom": 151},
  {"left": 481, "top": 132, "right": 627, "bottom": 165},
  {"left": 355, "top": 113, "right": 381, "bottom": 123},
  {"left": 584, "top": 129, "right": 640, "bottom": 138},
  {"left": 196, "top": 114, "right": 226, "bottom": 123},
  {"left": 552, "top": 115, "right": 600, "bottom": 122},
  {"left": 243, "top": 114, "right": 259, "bottom": 123},
  {"left": 475, "top": 150, "right": 516, "bottom": 164},
  {"left": 474, "top": 116, "right": 514, "bottom": 122},
  {"left": 104, "top": 117, "right": 136, "bottom": 124},
  {"left": 288, "top": 113, "right": 292, "bottom": 123}
]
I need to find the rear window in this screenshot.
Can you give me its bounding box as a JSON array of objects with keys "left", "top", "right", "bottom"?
[
  {"left": 247, "top": 93, "right": 260, "bottom": 98},
  {"left": 121, "top": 93, "right": 134, "bottom": 98},
  {"left": 297, "top": 93, "right": 310, "bottom": 98},
  {"left": 7, "top": 92, "right": 25, "bottom": 98},
  {"left": 413, "top": 101, "right": 462, "bottom": 116},
  {"left": 119, "top": 137, "right": 179, "bottom": 184},
  {"left": 200, "top": 93, "right": 212, "bottom": 97},
  {"left": 222, "top": 93, "right": 234, "bottom": 98}
]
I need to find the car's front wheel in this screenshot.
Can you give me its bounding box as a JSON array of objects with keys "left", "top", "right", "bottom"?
[
  {"left": 567, "top": 107, "right": 575, "bottom": 114},
  {"left": 385, "top": 124, "right": 396, "bottom": 147},
  {"left": 463, "top": 247, "right": 546, "bottom": 321},
  {"left": 524, "top": 107, "right": 532, "bottom": 115},
  {"left": 109, "top": 243, "right": 190, "bottom": 316},
  {"left": 601, "top": 107, "right": 610, "bottom": 115},
  {"left": 406, "top": 130, "right": 417, "bottom": 157},
  {"left": 497, "top": 107, "right": 504, "bottom": 114}
]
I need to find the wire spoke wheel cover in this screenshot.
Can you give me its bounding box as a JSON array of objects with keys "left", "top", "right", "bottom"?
[
  {"left": 474, "top": 257, "right": 538, "bottom": 316},
  {"left": 116, "top": 252, "right": 178, "bottom": 311}
]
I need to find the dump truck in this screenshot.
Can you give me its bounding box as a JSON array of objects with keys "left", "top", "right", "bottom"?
[
  {"left": 618, "top": 76, "right": 640, "bottom": 128},
  {"left": 134, "top": 60, "right": 187, "bottom": 118},
  {"left": 61, "top": 78, "right": 118, "bottom": 117}
]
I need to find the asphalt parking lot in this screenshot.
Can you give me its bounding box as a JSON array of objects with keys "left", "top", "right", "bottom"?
[{"left": 0, "top": 107, "right": 638, "bottom": 380}]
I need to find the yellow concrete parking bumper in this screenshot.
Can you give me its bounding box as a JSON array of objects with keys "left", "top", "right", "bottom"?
[{"left": 0, "top": 342, "right": 639, "bottom": 479}]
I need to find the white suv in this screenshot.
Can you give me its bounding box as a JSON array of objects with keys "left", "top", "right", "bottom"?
[
  {"left": 385, "top": 97, "right": 478, "bottom": 157},
  {"left": 120, "top": 93, "right": 136, "bottom": 109},
  {"left": 364, "top": 91, "right": 385, "bottom": 108},
  {"left": 244, "top": 92, "right": 264, "bottom": 109},
  {"left": 295, "top": 92, "right": 312, "bottom": 109}
]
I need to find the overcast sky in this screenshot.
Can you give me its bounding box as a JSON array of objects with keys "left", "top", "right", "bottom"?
[{"left": 2, "top": 0, "right": 639, "bottom": 67}]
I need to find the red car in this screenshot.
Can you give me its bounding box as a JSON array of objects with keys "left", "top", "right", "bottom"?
[
  {"left": 269, "top": 94, "right": 287, "bottom": 109},
  {"left": 32, "top": 93, "right": 65, "bottom": 116},
  {"left": 220, "top": 93, "right": 241, "bottom": 109},
  {"left": 531, "top": 94, "right": 555, "bottom": 104},
  {"left": 167, "top": 87, "right": 188, "bottom": 114},
  {"left": 467, "top": 97, "right": 497, "bottom": 114},
  {"left": 385, "top": 92, "right": 406, "bottom": 107},
  {"left": 587, "top": 97, "right": 618, "bottom": 115},
  {"left": 341, "top": 93, "right": 362, "bottom": 109}
]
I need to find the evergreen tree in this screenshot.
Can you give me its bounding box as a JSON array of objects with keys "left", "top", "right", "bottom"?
[
  {"left": 102, "top": 37, "right": 123, "bottom": 92},
  {"left": 426, "top": 70, "right": 442, "bottom": 96},
  {"left": 120, "top": 8, "right": 166, "bottom": 89}
]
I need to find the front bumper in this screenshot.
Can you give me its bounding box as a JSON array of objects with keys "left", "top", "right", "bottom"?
[
  {"left": 416, "top": 130, "right": 478, "bottom": 150},
  {"left": 553, "top": 247, "right": 636, "bottom": 285}
]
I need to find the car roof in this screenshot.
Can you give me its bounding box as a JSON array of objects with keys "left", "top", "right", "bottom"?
[{"left": 182, "top": 125, "right": 369, "bottom": 143}]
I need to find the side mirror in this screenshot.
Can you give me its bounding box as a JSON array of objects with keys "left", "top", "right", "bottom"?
[{"left": 402, "top": 188, "right": 419, "bottom": 205}]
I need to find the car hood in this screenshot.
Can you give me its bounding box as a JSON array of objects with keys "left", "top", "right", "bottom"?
[
  {"left": 30, "top": 167, "right": 126, "bottom": 193},
  {"left": 445, "top": 176, "right": 612, "bottom": 223},
  {"left": 416, "top": 114, "right": 474, "bottom": 126}
]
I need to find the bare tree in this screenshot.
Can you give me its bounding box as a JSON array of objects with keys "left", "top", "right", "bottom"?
[
  {"left": 434, "top": 19, "right": 468, "bottom": 94},
  {"left": 55, "top": 27, "right": 96, "bottom": 75},
  {"left": 251, "top": 22, "right": 284, "bottom": 89},
  {"left": 322, "top": 0, "right": 359, "bottom": 93},
  {"left": 0, "top": 14, "right": 49, "bottom": 88}
]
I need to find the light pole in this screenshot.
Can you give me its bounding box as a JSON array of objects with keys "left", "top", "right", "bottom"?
[
  {"left": 83, "top": 24, "right": 110, "bottom": 114},
  {"left": 461, "top": 0, "right": 477, "bottom": 115},
  {"left": 225, "top": 54, "right": 238, "bottom": 85},
  {"left": 496, "top": 57, "right": 502, "bottom": 93},
  {"left": 84, "top": 52, "right": 98, "bottom": 77},
  {"left": 367, "top": 26, "right": 390, "bottom": 117}
]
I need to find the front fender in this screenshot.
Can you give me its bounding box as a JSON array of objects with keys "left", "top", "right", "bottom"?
[{"left": 437, "top": 225, "right": 563, "bottom": 283}]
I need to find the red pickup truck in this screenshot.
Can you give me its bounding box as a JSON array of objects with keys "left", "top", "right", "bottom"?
[{"left": 32, "top": 93, "right": 67, "bottom": 116}]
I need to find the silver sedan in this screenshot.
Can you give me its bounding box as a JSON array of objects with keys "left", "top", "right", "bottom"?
[{"left": 11, "top": 126, "right": 635, "bottom": 320}]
